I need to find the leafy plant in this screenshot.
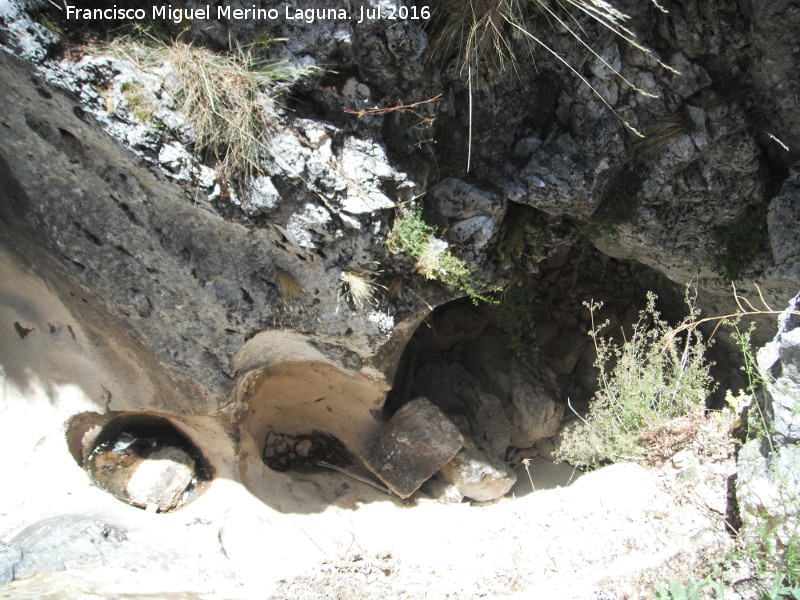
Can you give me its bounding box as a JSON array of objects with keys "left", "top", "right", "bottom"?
[
  {"left": 555, "top": 290, "right": 715, "bottom": 468},
  {"left": 386, "top": 203, "right": 500, "bottom": 304},
  {"left": 655, "top": 578, "right": 725, "bottom": 600}
]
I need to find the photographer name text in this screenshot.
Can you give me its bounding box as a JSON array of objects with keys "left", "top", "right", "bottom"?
[{"left": 65, "top": 4, "right": 431, "bottom": 25}]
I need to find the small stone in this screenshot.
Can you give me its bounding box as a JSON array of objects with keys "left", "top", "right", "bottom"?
[
  {"left": 265, "top": 432, "right": 277, "bottom": 447},
  {"left": 295, "top": 440, "right": 313, "bottom": 458},
  {"left": 438, "top": 437, "right": 517, "bottom": 502},
  {"left": 362, "top": 397, "right": 464, "bottom": 499},
  {"left": 671, "top": 449, "right": 692, "bottom": 470},
  {"left": 275, "top": 441, "right": 288, "bottom": 454},
  {"left": 264, "top": 446, "right": 275, "bottom": 458}
]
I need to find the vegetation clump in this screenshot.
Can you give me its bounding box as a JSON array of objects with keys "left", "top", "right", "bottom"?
[
  {"left": 431, "top": 0, "right": 676, "bottom": 169},
  {"left": 386, "top": 203, "right": 499, "bottom": 304},
  {"left": 105, "top": 34, "right": 306, "bottom": 178},
  {"left": 119, "top": 81, "right": 155, "bottom": 123},
  {"left": 556, "top": 291, "right": 715, "bottom": 468}
]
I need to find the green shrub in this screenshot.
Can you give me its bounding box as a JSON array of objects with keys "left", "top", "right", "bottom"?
[
  {"left": 386, "top": 203, "right": 500, "bottom": 304},
  {"left": 555, "top": 291, "right": 715, "bottom": 468}
]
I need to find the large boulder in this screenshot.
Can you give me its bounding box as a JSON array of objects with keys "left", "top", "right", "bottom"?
[
  {"left": 464, "top": 329, "right": 564, "bottom": 448},
  {"left": 362, "top": 398, "right": 464, "bottom": 499},
  {"left": 412, "top": 361, "right": 511, "bottom": 453}
]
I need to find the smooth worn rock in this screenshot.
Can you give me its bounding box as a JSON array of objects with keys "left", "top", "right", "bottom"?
[
  {"left": 548, "top": 329, "right": 589, "bottom": 376},
  {"left": 363, "top": 398, "right": 464, "bottom": 499},
  {"left": 126, "top": 446, "right": 195, "bottom": 511},
  {"left": 464, "top": 330, "right": 564, "bottom": 448},
  {"left": 438, "top": 438, "right": 517, "bottom": 502},
  {"left": 10, "top": 516, "right": 126, "bottom": 578}
]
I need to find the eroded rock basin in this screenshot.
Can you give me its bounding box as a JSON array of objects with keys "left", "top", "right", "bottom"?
[{"left": 0, "top": 238, "right": 738, "bottom": 599}]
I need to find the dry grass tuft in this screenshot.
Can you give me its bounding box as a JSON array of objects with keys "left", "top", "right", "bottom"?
[
  {"left": 640, "top": 411, "right": 704, "bottom": 463},
  {"left": 102, "top": 35, "right": 303, "bottom": 177},
  {"left": 158, "top": 42, "right": 282, "bottom": 177},
  {"left": 632, "top": 113, "right": 695, "bottom": 157},
  {"left": 275, "top": 270, "right": 304, "bottom": 301},
  {"left": 431, "top": 0, "right": 678, "bottom": 169},
  {"left": 340, "top": 271, "right": 379, "bottom": 309}
]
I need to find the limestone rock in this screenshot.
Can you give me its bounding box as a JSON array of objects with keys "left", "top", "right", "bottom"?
[
  {"left": 412, "top": 361, "right": 511, "bottom": 454},
  {"left": 737, "top": 293, "right": 800, "bottom": 543},
  {"left": 756, "top": 292, "right": 800, "bottom": 444},
  {"left": 438, "top": 438, "right": 517, "bottom": 502},
  {"left": 363, "top": 398, "right": 463, "bottom": 499},
  {"left": 464, "top": 330, "right": 564, "bottom": 448},
  {"left": 126, "top": 446, "right": 195, "bottom": 511},
  {"left": 0, "top": 542, "right": 21, "bottom": 586}
]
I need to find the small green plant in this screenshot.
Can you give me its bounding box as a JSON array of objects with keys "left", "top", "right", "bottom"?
[
  {"left": 655, "top": 578, "right": 725, "bottom": 600},
  {"left": 386, "top": 203, "right": 500, "bottom": 304},
  {"left": 499, "top": 278, "right": 540, "bottom": 363},
  {"left": 555, "top": 290, "right": 715, "bottom": 468},
  {"left": 120, "top": 81, "right": 155, "bottom": 122}
]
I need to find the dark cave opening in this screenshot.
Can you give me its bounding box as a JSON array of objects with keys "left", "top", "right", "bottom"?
[{"left": 378, "top": 243, "right": 742, "bottom": 501}]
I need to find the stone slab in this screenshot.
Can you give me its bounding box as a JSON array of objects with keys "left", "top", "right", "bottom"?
[{"left": 362, "top": 397, "right": 463, "bottom": 499}]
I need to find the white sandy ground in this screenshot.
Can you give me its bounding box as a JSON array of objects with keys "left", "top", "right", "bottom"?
[{"left": 0, "top": 246, "right": 738, "bottom": 599}]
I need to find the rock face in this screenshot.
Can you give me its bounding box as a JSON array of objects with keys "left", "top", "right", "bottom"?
[
  {"left": 363, "top": 398, "right": 464, "bottom": 499},
  {"left": 737, "top": 294, "right": 800, "bottom": 543},
  {"left": 412, "top": 361, "right": 511, "bottom": 454},
  {"left": 464, "top": 331, "right": 564, "bottom": 448},
  {"left": 1, "top": 0, "right": 800, "bottom": 593}
]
